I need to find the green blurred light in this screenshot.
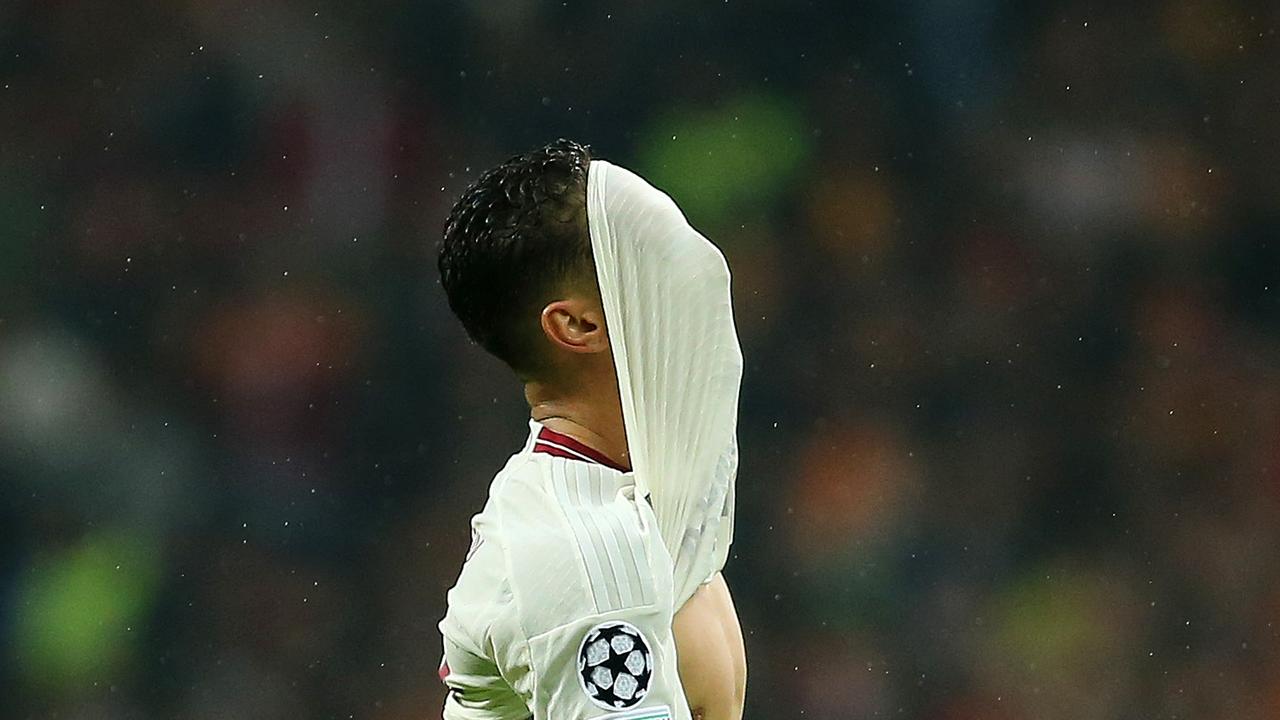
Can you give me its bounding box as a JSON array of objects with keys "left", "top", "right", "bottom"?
[
  {"left": 996, "top": 570, "right": 1096, "bottom": 667},
  {"left": 635, "top": 92, "right": 812, "bottom": 230},
  {"left": 12, "top": 530, "right": 162, "bottom": 693}
]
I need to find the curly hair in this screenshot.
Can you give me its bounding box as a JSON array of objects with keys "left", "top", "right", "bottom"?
[{"left": 438, "top": 139, "right": 596, "bottom": 377}]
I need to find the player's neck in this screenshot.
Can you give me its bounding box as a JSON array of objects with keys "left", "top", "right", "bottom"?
[{"left": 525, "top": 381, "right": 630, "bottom": 471}]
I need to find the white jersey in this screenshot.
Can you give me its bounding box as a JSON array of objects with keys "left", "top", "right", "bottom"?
[
  {"left": 587, "top": 160, "right": 742, "bottom": 609},
  {"left": 439, "top": 421, "right": 691, "bottom": 720}
]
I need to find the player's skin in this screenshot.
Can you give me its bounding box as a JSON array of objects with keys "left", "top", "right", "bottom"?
[{"left": 524, "top": 287, "right": 748, "bottom": 720}]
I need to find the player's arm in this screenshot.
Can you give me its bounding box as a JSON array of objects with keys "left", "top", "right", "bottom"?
[
  {"left": 672, "top": 573, "right": 746, "bottom": 720},
  {"left": 439, "top": 519, "right": 535, "bottom": 720},
  {"left": 440, "top": 634, "right": 533, "bottom": 720},
  {"left": 522, "top": 603, "right": 690, "bottom": 720}
]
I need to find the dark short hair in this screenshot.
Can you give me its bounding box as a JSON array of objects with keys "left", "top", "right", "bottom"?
[{"left": 438, "top": 139, "right": 595, "bottom": 377}]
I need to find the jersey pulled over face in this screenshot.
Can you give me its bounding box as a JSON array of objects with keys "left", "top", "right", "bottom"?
[
  {"left": 440, "top": 422, "right": 689, "bottom": 720},
  {"left": 586, "top": 159, "right": 743, "bottom": 610}
]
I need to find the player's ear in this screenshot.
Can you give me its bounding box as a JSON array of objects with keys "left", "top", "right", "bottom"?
[{"left": 540, "top": 297, "right": 609, "bottom": 354}]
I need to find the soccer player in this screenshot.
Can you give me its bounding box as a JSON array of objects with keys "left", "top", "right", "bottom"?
[{"left": 436, "top": 140, "right": 746, "bottom": 720}]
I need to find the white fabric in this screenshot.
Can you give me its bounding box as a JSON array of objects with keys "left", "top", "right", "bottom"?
[
  {"left": 440, "top": 423, "right": 690, "bottom": 720},
  {"left": 586, "top": 160, "right": 743, "bottom": 608}
]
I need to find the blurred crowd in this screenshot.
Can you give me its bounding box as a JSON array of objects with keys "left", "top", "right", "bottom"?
[{"left": 2, "top": 1, "right": 1279, "bottom": 718}]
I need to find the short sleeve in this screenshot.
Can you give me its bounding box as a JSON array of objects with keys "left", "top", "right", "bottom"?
[
  {"left": 441, "top": 634, "right": 531, "bottom": 720},
  {"left": 440, "top": 509, "right": 532, "bottom": 720},
  {"left": 523, "top": 605, "right": 690, "bottom": 720}
]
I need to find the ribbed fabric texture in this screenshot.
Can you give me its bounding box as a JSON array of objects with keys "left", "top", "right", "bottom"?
[{"left": 586, "top": 160, "right": 744, "bottom": 607}]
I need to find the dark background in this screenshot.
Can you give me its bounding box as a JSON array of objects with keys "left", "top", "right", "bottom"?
[{"left": 2, "top": 1, "right": 1279, "bottom": 718}]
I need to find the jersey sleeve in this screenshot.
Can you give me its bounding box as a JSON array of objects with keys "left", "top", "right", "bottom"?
[
  {"left": 523, "top": 605, "right": 689, "bottom": 720},
  {"left": 458, "top": 453, "right": 693, "bottom": 720},
  {"left": 441, "top": 634, "right": 532, "bottom": 720},
  {"left": 440, "top": 509, "right": 534, "bottom": 720}
]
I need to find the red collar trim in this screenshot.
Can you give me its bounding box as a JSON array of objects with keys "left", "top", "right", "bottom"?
[{"left": 533, "top": 426, "right": 630, "bottom": 472}]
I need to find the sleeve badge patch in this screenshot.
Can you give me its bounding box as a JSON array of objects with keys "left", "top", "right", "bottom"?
[{"left": 577, "top": 621, "right": 654, "bottom": 710}]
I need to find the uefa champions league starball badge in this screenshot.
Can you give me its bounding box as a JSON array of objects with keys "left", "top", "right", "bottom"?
[{"left": 577, "top": 621, "right": 654, "bottom": 709}]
